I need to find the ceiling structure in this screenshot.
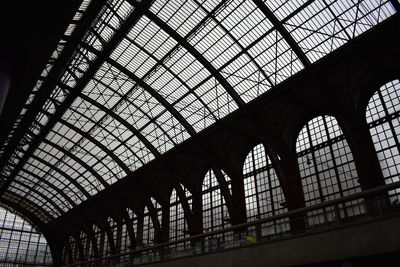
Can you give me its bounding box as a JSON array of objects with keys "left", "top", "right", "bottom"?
[{"left": 0, "top": 0, "right": 398, "bottom": 226}]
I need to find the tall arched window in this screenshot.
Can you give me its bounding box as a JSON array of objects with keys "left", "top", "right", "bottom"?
[
  {"left": 104, "top": 217, "right": 117, "bottom": 257},
  {"left": 66, "top": 236, "right": 77, "bottom": 264},
  {"left": 142, "top": 198, "right": 161, "bottom": 246},
  {"left": 243, "top": 144, "right": 287, "bottom": 220},
  {"left": 120, "top": 223, "right": 128, "bottom": 254},
  {"left": 202, "top": 169, "right": 230, "bottom": 232},
  {"left": 366, "top": 79, "right": 400, "bottom": 200},
  {"left": 296, "top": 116, "right": 361, "bottom": 225},
  {"left": 0, "top": 206, "right": 52, "bottom": 266},
  {"left": 92, "top": 224, "right": 103, "bottom": 258},
  {"left": 127, "top": 208, "right": 137, "bottom": 247},
  {"left": 80, "top": 231, "right": 90, "bottom": 262},
  {"left": 243, "top": 144, "right": 288, "bottom": 236},
  {"left": 169, "top": 187, "right": 191, "bottom": 242},
  {"left": 169, "top": 186, "right": 191, "bottom": 251}
]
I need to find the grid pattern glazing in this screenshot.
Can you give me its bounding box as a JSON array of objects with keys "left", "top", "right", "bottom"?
[
  {"left": 169, "top": 187, "right": 191, "bottom": 248},
  {"left": 243, "top": 144, "right": 289, "bottom": 236},
  {"left": 243, "top": 144, "right": 287, "bottom": 221},
  {"left": 277, "top": 0, "right": 396, "bottom": 63},
  {"left": 202, "top": 169, "right": 231, "bottom": 232},
  {"left": 296, "top": 116, "right": 362, "bottom": 226},
  {"left": 0, "top": 0, "right": 397, "bottom": 225},
  {"left": 0, "top": 207, "right": 52, "bottom": 266},
  {"left": 142, "top": 198, "right": 161, "bottom": 247},
  {"left": 366, "top": 79, "right": 400, "bottom": 199}
]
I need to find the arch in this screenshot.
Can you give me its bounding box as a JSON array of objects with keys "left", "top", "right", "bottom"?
[
  {"left": 296, "top": 115, "right": 362, "bottom": 226},
  {"left": 243, "top": 143, "right": 289, "bottom": 236},
  {"left": 366, "top": 79, "right": 400, "bottom": 201},
  {"left": 243, "top": 143, "right": 287, "bottom": 219},
  {"left": 142, "top": 198, "right": 161, "bottom": 246},
  {"left": 169, "top": 186, "right": 191, "bottom": 246},
  {"left": 125, "top": 208, "right": 139, "bottom": 251},
  {"left": 143, "top": 9, "right": 245, "bottom": 108},
  {"left": 202, "top": 169, "right": 230, "bottom": 232},
  {"left": 0, "top": 206, "right": 53, "bottom": 266}
]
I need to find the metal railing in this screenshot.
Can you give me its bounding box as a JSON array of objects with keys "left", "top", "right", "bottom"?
[{"left": 65, "top": 181, "right": 400, "bottom": 267}]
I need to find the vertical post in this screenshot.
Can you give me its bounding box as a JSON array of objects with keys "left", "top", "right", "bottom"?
[
  {"left": 114, "top": 223, "right": 123, "bottom": 264},
  {"left": 0, "top": 72, "right": 11, "bottom": 115},
  {"left": 339, "top": 115, "right": 385, "bottom": 190},
  {"left": 230, "top": 173, "right": 247, "bottom": 227},
  {"left": 98, "top": 231, "right": 105, "bottom": 258},
  {"left": 337, "top": 110, "right": 387, "bottom": 216},
  {"left": 275, "top": 152, "right": 307, "bottom": 233},
  {"left": 159, "top": 204, "right": 170, "bottom": 260}
]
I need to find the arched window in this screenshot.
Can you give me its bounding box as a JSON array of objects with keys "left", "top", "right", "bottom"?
[
  {"left": 0, "top": 206, "right": 52, "bottom": 266},
  {"left": 243, "top": 144, "right": 288, "bottom": 236},
  {"left": 104, "top": 217, "right": 117, "bottom": 257},
  {"left": 202, "top": 169, "right": 230, "bottom": 232},
  {"left": 142, "top": 198, "right": 161, "bottom": 246},
  {"left": 80, "top": 231, "right": 90, "bottom": 262},
  {"left": 169, "top": 186, "right": 192, "bottom": 251},
  {"left": 243, "top": 144, "right": 287, "bottom": 221},
  {"left": 92, "top": 224, "right": 103, "bottom": 258},
  {"left": 169, "top": 187, "right": 191, "bottom": 241},
  {"left": 67, "top": 236, "right": 78, "bottom": 263},
  {"left": 366, "top": 79, "right": 400, "bottom": 200},
  {"left": 296, "top": 116, "right": 361, "bottom": 225},
  {"left": 127, "top": 208, "right": 138, "bottom": 247},
  {"left": 120, "top": 223, "right": 127, "bottom": 254}
]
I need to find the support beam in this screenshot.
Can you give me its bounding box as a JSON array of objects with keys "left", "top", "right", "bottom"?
[
  {"left": 13, "top": 166, "right": 77, "bottom": 208},
  {"left": 145, "top": 199, "right": 161, "bottom": 244},
  {"left": 81, "top": 43, "right": 197, "bottom": 137},
  {"left": 0, "top": 0, "right": 152, "bottom": 200},
  {"left": 2, "top": 190, "right": 54, "bottom": 222},
  {"left": 194, "top": 0, "right": 274, "bottom": 87},
  {"left": 54, "top": 116, "right": 132, "bottom": 175},
  {"left": 390, "top": 0, "right": 400, "bottom": 12},
  {"left": 78, "top": 93, "right": 160, "bottom": 157},
  {"left": 28, "top": 154, "right": 91, "bottom": 199},
  {"left": 9, "top": 179, "right": 64, "bottom": 215},
  {"left": 0, "top": 72, "right": 11, "bottom": 116},
  {"left": 42, "top": 139, "right": 109, "bottom": 188},
  {"left": 143, "top": 10, "right": 245, "bottom": 108},
  {"left": 252, "top": 0, "right": 311, "bottom": 67},
  {"left": 0, "top": 0, "right": 107, "bottom": 195}
]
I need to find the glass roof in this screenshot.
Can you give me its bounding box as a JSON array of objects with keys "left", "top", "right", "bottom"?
[{"left": 0, "top": 0, "right": 397, "bottom": 224}]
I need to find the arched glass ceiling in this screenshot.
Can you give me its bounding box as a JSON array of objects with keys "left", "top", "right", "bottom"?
[{"left": 0, "top": 0, "right": 397, "bottom": 224}]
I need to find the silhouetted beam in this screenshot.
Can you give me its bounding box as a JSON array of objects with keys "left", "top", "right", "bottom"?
[
  {"left": 42, "top": 139, "right": 109, "bottom": 189},
  {"left": 56, "top": 77, "right": 160, "bottom": 159},
  {"left": 3, "top": 190, "right": 54, "bottom": 222},
  {"left": 16, "top": 167, "right": 77, "bottom": 208},
  {"left": 29, "top": 154, "right": 92, "bottom": 200},
  {"left": 0, "top": 198, "right": 47, "bottom": 228},
  {"left": 252, "top": 0, "right": 311, "bottom": 67},
  {"left": 55, "top": 116, "right": 132, "bottom": 174},
  {"left": 9, "top": 180, "right": 65, "bottom": 215},
  {"left": 0, "top": 0, "right": 107, "bottom": 191},
  {"left": 143, "top": 10, "right": 246, "bottom": 108},
  {"left": 106, "top": 57, "right": 197, "bottom": 136},
  {"left": 78, "top": 93, "right": 161, "bottom": 157},
  {"left": 0, "top": 0, "right": 153, "bottom": 199},
  {"left": 194, "top": 0, "right": 274, "bottom": 87},
  {"left": 117, "top": 38, "right": 218, "bottom": 121},
  {"left": 56, "top": 98, "right": 146, "bottom": 166},
  {"left": 81, "top": 43, "right": 197, "bottom": 137},
  {"left": 390, "top": 0, "right": 400, "bottom": 12}
]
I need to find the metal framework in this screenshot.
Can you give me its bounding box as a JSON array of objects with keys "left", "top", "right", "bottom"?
[
  {"left": 0, "top": 0, "right": 399, "bottom": 266},
  {"left": 0, "top": 206, "right": 53, "bottom": 266}
]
